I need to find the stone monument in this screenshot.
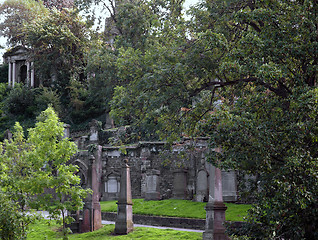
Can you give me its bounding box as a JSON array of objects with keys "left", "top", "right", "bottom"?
[
  {"left": 145, "top": 169, "right": 160, "bottom": 200},
  {"left": 80, "top": 154, "right": 102, "bottom": 232},
  {"left": 203, "top": 148, "right": 229, "bottom": 240},
  {"left": 115, "top": 159, "right": 134, "bottom": 234}
]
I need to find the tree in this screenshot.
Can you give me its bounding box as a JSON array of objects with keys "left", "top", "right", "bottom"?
[
  {"left": 42, "top": 0, "right": 74, "bottom": 9},
  {"left": 109, "top": 0, "right": 318, "bottom": 238},
  {"left": 24, "top": 8, "right": 90, "bottom": 91},
  {"left": 0, "top": 107, "right": 91, "bottom": 239},
  {"left": 0, "top": 0, "right": 49, "bottom": 46}
]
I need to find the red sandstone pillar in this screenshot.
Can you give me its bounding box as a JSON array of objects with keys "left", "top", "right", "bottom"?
[{"left": 203, "top": 151, "right": 229, "bottom": 240}]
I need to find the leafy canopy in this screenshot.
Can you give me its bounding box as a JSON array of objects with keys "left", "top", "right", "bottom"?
[
  {"left": 0, "top": 107, "right": 91, "bottom": 239},
  {"left": 109, "top": 0, "right": 318, "bottom": 238}
]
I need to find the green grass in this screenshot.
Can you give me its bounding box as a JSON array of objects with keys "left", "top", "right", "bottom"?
[
  {"left": 27, "top": 220, "right": 202, "bottom": 240},
  {"left": 100, "top": 199, "right": 251, "bottom": 222}
]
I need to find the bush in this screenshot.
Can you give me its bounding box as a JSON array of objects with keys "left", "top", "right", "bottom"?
[
  {"left": 4, "top": 84, "right": 36, "bottom": 117},
  {"left": 0, "top": 191, "right": 27, "bottom": 240},
  {"left": 34, "top": 86, "right": 61, "bottom": 116},
  {"left": 0, "top": 64, "right": 8, "bottom": 83}
]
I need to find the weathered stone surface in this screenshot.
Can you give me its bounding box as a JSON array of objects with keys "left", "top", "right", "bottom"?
[
  {"left": 173, "top": 169, "right": 188, "bottom": 199},
  {"left": 196, "top": 169, "right": 208, "bottom": 202},
  {"left": 145, "top": 169, "right": 160, "bottom": 200},
  {"left": 115, "top": 159, "right": 134, "bottom": 235},
  {"left": 203, "top": 164, "right": 230, "bottom": 240},
  {"left": 71, "top": 130, "right": 238, "bottom": 203},
  {"left": 222, "top": 170, "right": 237, "bottom": 202}
]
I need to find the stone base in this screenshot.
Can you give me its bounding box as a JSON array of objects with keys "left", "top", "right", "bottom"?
[
  {"left": 115, "top": 203, "right": 134, "bottom": 235},
  {"left": 203, "top": 202, "right": 229, "bottom": 240},
  {"left": 223, "top": 193, "right": 237, "bottom": 202},
  {"left": 145, "top": 191, "right": 160, "bottom": 200},
  {"left": 92, "top": 202, "right": 102, "bottom": 231},
  {"left": 202, "top": 230, "right": 213, "bottom": 240}
]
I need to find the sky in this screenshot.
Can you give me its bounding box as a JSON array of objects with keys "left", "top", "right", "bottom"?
[{"left": 0, "top": 0, "right": 199, "bottom": 63}]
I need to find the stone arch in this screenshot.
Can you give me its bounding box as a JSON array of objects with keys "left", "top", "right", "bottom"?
[{"left": 72, "top": 159, "right": 88, "bottom": 187}]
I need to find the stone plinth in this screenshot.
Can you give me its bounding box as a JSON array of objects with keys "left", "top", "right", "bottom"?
[{"left": 115, "top": 159, "right": 134, "bottom": 235}]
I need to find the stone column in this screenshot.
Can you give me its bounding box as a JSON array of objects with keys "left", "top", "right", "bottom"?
[
  {"left": 26, "top": 61, "right": 30, "bottom": 86},
  {"left": 80, "top": 155, "right": 102, "bottom": 233},
  {"left": 31, "top": 62, "right": 34, "bottom": 87},
  {"left": 8, "top": 61, "right": 12, "bottom": 87},
  {"left": 203, "top": 148, "right": 229, "bottom": 240},
  {"left": 115, "top": 159, "right": 134, "bottom": 235},
  {"left": 12, "top": 61, "right": 16, "bottom": 87},
  {"left": 91, "top": 154, "right": 102, "bottom": 231}
]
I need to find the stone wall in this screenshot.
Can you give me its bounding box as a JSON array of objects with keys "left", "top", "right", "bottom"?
[{"left": 70, "top": 121, "right": 238, "bottom": 203}]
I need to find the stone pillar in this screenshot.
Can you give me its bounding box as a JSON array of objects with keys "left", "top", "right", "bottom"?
[
  {"left": 31, "top": 62, "right": 34, "bottom": 87},
  {"left": 80, "top": 155, "right": 102, "bottom": 233},
  {"left": 145, "top": 169, "right": 160, "bottom": 200},
  {"left": 26, "top": 61, "right": 30, "bottom": 86},
  {"left": 172, "top": 169, "right": 188, "bottom": 199},
  {"left": 12, "top": 61, "right": 16, "bottom": 87},
  {"left": 203, "top": 156, "right": 229, "bottom": 240},
  {"left": 91, "top": 154, "right": 102, "bottom": 231},
  {"left": 8, "top": 61, "right": 12, "bottom": 87},
  {"left": 115, "top": 159, "right": 134, "bottom": 235}
]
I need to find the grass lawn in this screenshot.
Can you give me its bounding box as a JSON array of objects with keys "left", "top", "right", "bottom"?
[
  {"left": 100, "top": 199, "right": 251, "bottom": 222},
  {"left": 27, "top": 220, "right": 202, "bottom": 240}
]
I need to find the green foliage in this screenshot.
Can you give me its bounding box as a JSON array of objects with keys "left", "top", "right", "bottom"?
[
  {"left": 24, "top": 8, "right": 89, "bottom": 93},
  {"left": 0, "top": 190, "right": 32, "bottom": 240},
  {"left": 0, "top": 64, "right": 8, "bottom": 83},
  {"left": 108, "top": 0, "right": 318, "bottom": 238},
  {"left": 4, "top": 84, "right": 36, "bottom": 117},
  {"left": 0, "top": 107, "right": 91, "bottom": 239},
  {"left": 34, "top": 86, "right": 62, "bottom": 116},
  {"left": 0, "top": 0, "right": 49, "bottom": 45},
  {"left": 207, "top": 88, "right": 318, "bottom": 239},
  {"left": 3, "top": 84, "right": 61, "bottom": 118}
]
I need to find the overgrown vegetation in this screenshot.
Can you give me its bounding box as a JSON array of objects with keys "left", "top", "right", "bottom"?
[{"left": 0, "top": 0, "right": 317, "bottom": 238}]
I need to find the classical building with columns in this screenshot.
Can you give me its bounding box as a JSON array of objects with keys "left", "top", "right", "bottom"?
[{"left": 3, "top": 46, "right": 38, "bottom": 88}]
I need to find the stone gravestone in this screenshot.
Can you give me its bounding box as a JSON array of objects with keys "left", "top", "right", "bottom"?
[
  {"left": 145, "top": 169, "right": 160, "bottom": 200},
  {"left": 195, "top": 169, "right": 208, "bottom": 202},
  {"left": 89, "top": 119, "right": 99, "bottom": 143},
  {"left": 172, "top": 169, "right": 188, "bottom": 199},
  {"left": 102, "top": 171, "right": 121, "bottom": 201},
  {"left": 115, "top": 159, "right": 134, "bottom": 235},
  {"left": 222, "top": 170, "right": 237, "bottom": 202}
]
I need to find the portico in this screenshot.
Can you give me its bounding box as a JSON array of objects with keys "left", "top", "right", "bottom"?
[{"left": 3, "top": 46, "right": 35, "bottom": 87}]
